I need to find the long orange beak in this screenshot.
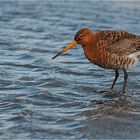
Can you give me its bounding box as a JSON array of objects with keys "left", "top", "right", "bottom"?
[{"left": 52, "top": 40, "right": 77, "bottom": 59}]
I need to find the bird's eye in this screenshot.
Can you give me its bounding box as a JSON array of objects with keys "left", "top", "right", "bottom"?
[
  {"left": 75, "top": 34, "right": 86, "bottom": 41},
  {"left": 79, "top": 34, "right": 84, "bottom": 38},
  {"left": 77, "top": 34, "right": 84, "bottom": 40}
]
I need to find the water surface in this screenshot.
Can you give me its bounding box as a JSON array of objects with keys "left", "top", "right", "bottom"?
[{"left": 0, "top": 1, "right": 140, "bottom": 139}]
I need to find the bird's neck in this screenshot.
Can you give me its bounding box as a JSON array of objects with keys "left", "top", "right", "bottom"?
[
  {"left": 82, "top": 33, "right": 99, "bottom": 62},
  {"left": 82, "top": 43, "right": 97, "bottom": 61}
]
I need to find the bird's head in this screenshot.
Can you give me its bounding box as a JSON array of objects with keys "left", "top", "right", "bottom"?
[{"left": 52, "top": 28, "right": 95, "bottom": 59}]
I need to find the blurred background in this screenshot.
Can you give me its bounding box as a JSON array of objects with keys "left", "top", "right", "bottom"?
[{"left": 0, "top": 1, "right": 140, "bottom": 139}]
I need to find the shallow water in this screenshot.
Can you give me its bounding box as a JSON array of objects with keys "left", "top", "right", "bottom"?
[{"left": 0, "top": 1, "right": 140, "bottom": 139}]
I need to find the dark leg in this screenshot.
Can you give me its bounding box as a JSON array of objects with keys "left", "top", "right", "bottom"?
[
  {"left": 111, "top": 70, "right": 119, "bottom": 90},
  {"left": 121, "top": 69, "right": 128, "bottom": 94},
  {"left": 104, "top": 70, "right": 119, "bottom": 97}
]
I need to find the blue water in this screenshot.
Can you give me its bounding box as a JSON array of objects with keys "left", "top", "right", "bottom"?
[{"left": 0, "top": 1, "right": 140, "bottom": 139}]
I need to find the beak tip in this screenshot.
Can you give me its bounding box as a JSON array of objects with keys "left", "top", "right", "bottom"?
[
  {"left": 52, "top": 56, "right": 56, "bottom": 59},
  {"left": 52, "top": 53, "right": 60, "bottom": 59},
  {"left": 52, "top": 40, "right": 77, "bottom": 60},
  {"left": 52, "top": 56, "right": 55, "bottom": 59}
]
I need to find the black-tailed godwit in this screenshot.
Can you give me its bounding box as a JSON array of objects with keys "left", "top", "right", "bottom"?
[{"left": 52, "top": 28, "right": 140, "bottom": 95}]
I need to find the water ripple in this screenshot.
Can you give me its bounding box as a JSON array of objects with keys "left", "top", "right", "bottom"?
[{"left": 0, "top": 1, "right": 140, "bottom": 139}]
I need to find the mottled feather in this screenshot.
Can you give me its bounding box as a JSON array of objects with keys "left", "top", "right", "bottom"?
[
  {"left": 106, "top": 38, "right": 140, "bottom": 55},
  {"left": 96, "top": 30, "right": 140, "bottom": 56}
]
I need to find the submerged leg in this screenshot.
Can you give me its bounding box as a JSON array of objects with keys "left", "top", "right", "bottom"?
[
  {"left": 121, "top": 69, "right": 128, "bottom": 94},
  {"left": 104, "top": 70, "right": 119, "bottom": 97},
  {"left": 111, "top": 70, "right": 119, "bottom": 90}
]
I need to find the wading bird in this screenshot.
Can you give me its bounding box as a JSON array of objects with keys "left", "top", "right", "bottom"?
[{"left": 52, "top": 28, "right": 140, "bottom": 96}]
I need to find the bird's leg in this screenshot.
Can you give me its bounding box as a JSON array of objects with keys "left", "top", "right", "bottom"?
[
  {"left": 121, "top": 69, "right": 128, "bottom": 94},
  {"left": 111, "top": 70, "right": 119, "bottom": 90},
  {"left": 104, "top": 70, "right": 119, "bottom": 97}
]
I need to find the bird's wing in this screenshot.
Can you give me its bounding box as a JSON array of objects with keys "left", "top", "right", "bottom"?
[
  {"left": 96, "top": 30, "right": 140, "bottom": 55},
  {"left": 106, "top": 38, "right": 140, "bottom": 55},
  {"left": 96, "top": 30, "right": 136, "bottom": 44}
]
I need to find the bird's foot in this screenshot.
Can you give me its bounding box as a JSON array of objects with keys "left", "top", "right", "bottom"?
[
  {"left": 103, "top": 89, "right": 118, "bottom": 98},
  {"left": 115, "top": 91, "right": 133, "bottom": 104},
  {"left": 113, "top": 95, "right": 133, "bottom": 108},
  {"left": 117, "top": 91, "right": 126, "bottom": 97}
]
